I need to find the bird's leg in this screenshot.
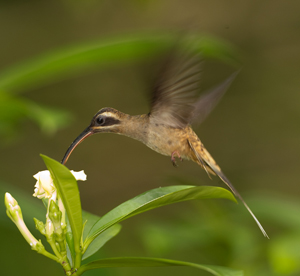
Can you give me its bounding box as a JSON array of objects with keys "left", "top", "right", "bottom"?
[{"left": 171, "top": 151, "right": 183, "bottom": 167}]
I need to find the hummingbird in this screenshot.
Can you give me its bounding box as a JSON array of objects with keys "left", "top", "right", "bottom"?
[{"left": 61, "top": 49, "right": 268, "bottom": 238}]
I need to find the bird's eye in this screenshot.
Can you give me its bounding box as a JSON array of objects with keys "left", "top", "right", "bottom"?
[{"left": 96, "top": 116, "right": 105, "bottom": 126}]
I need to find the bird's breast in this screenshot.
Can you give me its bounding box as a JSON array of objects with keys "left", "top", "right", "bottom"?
[{"left": 145, "top": 124, "right": 193, "bottom": 159}]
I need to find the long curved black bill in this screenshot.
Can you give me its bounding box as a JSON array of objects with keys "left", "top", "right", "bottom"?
[{"left": 61, "top": 126, "right": 94, "bottom": 165}]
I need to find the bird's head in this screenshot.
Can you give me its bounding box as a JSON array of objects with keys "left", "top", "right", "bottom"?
[{"left": 61, "top": 107, "right": 126, "bottom": 164}]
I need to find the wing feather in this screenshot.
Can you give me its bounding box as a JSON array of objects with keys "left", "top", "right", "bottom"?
[
  {"left": 189, "top": 70, "right": 240, "bottom": 125},
  {"left": 150, "top": 50, "right": 202, "bottom": 128},
  {"left": 150, "top": 48, "right": 239, "bottom": 128}
]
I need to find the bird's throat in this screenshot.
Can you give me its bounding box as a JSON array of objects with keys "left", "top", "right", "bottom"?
[{"left": 119, "top": 114, "right": 150, "bottom": 144}]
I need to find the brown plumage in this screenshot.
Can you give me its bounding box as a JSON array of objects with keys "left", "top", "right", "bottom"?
[{"left": 61, "top": 49, "right": 268, "bottom": 238}]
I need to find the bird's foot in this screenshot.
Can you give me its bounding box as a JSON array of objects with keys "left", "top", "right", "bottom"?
[{"left": 171, "top": 151, "right": 183, "bottom": 167}]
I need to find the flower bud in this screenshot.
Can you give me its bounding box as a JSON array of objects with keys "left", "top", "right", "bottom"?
[
  {"left": 5, "top": 193, "right": 39, "bottom": 247},
  {"left": 5, "top": 192, "right": 22, "bottom": 221},
  {"left": 57, "top": 197, "right": 66, "bottom": 229},
  {"left": 34, "top": 218, "right": 46, "bottom": 235},
  {"left": 45, "top": 216, "right": 54, "bottom": 238},
  {"left": 49, "top": 200, "right": 62, "bottom": 229}
]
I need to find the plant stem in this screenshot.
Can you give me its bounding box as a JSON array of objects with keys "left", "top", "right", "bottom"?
[
  {"left": 47, "top": 237, "right": 62, "bottom": 259},
  {"left": 74, "top": 250, "right": 82, "bottom": 271},
  {"left": 46, "top": 236, "right": 72, "bottom": 272},
  {"left": 38, "top": 249, "right": 59, "bottom": 262}
]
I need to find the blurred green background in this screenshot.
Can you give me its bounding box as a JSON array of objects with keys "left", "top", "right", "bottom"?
[{"left": 1, "top": 1, "right": 300, "bottom": 275}]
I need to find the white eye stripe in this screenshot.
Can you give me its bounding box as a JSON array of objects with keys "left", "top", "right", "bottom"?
[{"left": 100, "top": 112, "right": 117, "bottom": 118}]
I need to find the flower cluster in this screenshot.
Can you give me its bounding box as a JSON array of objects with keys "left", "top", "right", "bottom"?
[{"left": 4, "top": 168, "right": 86, "bottom": 270}]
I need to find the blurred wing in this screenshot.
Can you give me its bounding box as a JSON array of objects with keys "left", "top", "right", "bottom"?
[
  {"left": 190, "top": 70, "right": 240, "bottom": 125},
  {"left": 150, "top": 50, "right": 202, "bottom": 128}
]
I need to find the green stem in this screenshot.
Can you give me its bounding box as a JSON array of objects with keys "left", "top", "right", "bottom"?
[
  {"left": 58, "top": 241, "right": 72, "bottom": 272},
  {"left": 61, "top": 258, "right": 72, "bottom": 275},
  {"left": 71, "top": 269, "right": 82, "bottom": 276},
  {"left": 37, "top": 248, "right": 59, "bottom": 262},
  {"left": 47, "top": 237, "right": 62, "bottom": 259},
  {"left": 47, "top": 236, "right": 72, "bottom": 272},
  {"left": 74, "top": 249, "right": 82, "bottom": 270}
]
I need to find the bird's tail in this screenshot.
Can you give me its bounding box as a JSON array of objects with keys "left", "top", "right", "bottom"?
[{"left": 188, "top": 139, "right": 269, "bottom": 238}]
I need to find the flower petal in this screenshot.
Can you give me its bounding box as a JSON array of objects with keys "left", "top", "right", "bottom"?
[
  {"left": 70, "top": 170, "right": 87, "bottom": 181},
  {"left": 32, "top": 170, "right": 55, "bottom": 199}
]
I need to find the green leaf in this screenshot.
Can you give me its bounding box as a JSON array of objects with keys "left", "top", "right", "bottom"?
[
  {"left": 191, "top": 36, "right": 239, "bottom": 64},
  {"left": 82, "top": 224, "right": 122, "bottom": 260},
  {"left": 0, "top": 33, "right": 238, "bottom": 94},
  {"left": 41, "top": 154, "right": 83, "bottom": 267},
  {"left": 81, "top": 210, "right": 122, "bottom": 260},
  {"left": 82, "top": 211, "right": 101, "bottom": 242},
  {"left": 76, "top": 257, "right": 243, "bottom": 276},
  {"left": 84, "top": 185, "right": 236, "bottom": 250},
  {"left": 0, "top": 93, "right": 71, "bottom": 141},
  {"left": 26, "top": 102, "right": 72, "bottom": 135}
]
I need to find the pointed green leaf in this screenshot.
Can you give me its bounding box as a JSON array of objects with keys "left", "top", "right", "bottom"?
[
  {"left": 82, "top": 224, "right": 122, "bottom": 260},
  {"left": 76, "top": 257, "right": 243, "bottom": 276},
  {"left": 84, "top": 185, "right": 235, "bottom": 250},
  {"left": 0, "top": 34, "right": 238, "bottom": 94},
  {"left": 81, "top": 210, "right": 122, "bottom": 260},
  {"left": 0, "top": 35, "right": 171, "bottom": 93},
  {"left": 41, "top": 154, "right": 82, "bottom": 267},
  {"left": 82, "top": 210, "right": 101, "bottom": 242}
]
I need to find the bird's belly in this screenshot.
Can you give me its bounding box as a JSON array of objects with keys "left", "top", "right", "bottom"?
[
  {"left": 145, "top": 126, "right": 190, "bottom": 158},
  {"left": 146, "top": 138, "right": 181, "bottom": 156}
]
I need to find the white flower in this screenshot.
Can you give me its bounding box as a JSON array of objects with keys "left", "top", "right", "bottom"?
[
  {"left": 33, "top": 170, "right": 87, "bottom": 199},
  {"left": 33, "top": 171, "right": 55, "bottom": 199},
  {"left": 70, "top": 170, "right": 87, "bottom": 181}
]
